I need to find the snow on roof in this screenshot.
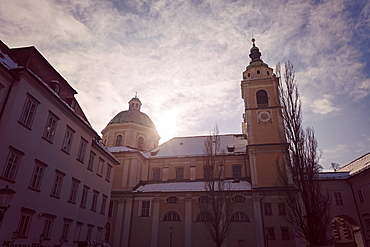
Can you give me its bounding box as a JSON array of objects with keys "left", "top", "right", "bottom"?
[
  {"left": 144, "top": 134, "right": 247, "bottom": 158},
  {"left": 337, "top": 152, "right": 370, "bottom": 176},
  {"left": 133, "top": 180, "right": 252, "bottom": 193},
  {"left": 108, "top": 146, "right": 140, "bottom": 153},
  {"left": 318, "top": 172, "right": 350, "bottom": 180},
  {"left": 0, "top": 49, "right": 21, "bottom": 69}
]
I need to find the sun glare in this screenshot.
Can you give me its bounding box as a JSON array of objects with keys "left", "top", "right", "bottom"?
[{"left": 155, "top": 110, "right": 179, "bottom": 144}]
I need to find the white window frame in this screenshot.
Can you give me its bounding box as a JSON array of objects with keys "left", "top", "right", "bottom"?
[
  {"left": 19, "top": 94, "right": 39, "bottom": 128},
  {"left": 29, "top": 160, "right": 47, "bottom": 191},
  {"left": 2, "top": 146, "right": 24, "bottom": 181},
  {"left": 139, "top": 200, "right": 151, "bottom": 217},
  {"left": 77, "top": 137, "right": 88, "bottom": 162},
  {"left": 50, "top": 171, "right": 65, "bottom": 198},
  {"left": 43, "top": 111, "right": 59, "bottom": 142},
  {"left": 61, "top": 126, "right": 75, "bottom": 153},
  {"left": 68, "top": 178, "right": 80, "bottom": 203}
]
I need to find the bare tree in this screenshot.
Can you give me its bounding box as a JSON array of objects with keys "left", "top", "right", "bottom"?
[
  {"left": 198, "top": 126, "right": 232, "bottom": 247},
  {"left": 276, "top": 61, "right": 331, "bottom": 246}
]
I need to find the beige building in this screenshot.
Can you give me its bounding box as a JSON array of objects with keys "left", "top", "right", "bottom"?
[
  {"left": 103, "top": 41, "right": 296, "bottom": 247},
  {"left": 103, "top": 40, "right": 370, "bottom": 247},
  {"left": 0, "top": 41, "right": 119, "bottom": 247}
]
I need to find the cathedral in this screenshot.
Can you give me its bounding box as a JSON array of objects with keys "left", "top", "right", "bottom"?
[{"left": 102, "top": 40, "right": 295, "bottom": 247}]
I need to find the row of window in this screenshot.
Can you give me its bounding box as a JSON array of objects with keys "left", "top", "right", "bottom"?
[
  {"left": 333, "top": 190, "right": 366, "bottom": 206},
  {"left": 151, "top": 165, "right": 243, "bottom": 181},
  {"left": 263, "top": 203, "right": 287, "bottom": 216},
  {"left": 2, "top": 147, "right": 108, "bottom": 213},
  {"left": 2, "top": 145, "right": 112, "bottom": 184},
  {"left": 163, "top": 195, "right": 247, "bottom": 204},
  {"left": 15, "top": 207, "right": 107, "bottom": 243},
  {"left": 114, "top": 134, "right": 145, "bottom": 150},
  {"left": 17, "top": 94, "right": 112, "bottom": 180},
  {"left": 265, "top": 227, "right": 291, "bottom": 241}
]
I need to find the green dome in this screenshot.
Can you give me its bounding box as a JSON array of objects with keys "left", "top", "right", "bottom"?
[{"left": 108, "top": 110, "right": 157, "bottom": 130}]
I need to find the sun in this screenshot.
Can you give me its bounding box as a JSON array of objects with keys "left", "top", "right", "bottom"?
[{"left": 154, "top": 110, "right": 179, "bottom": 144}]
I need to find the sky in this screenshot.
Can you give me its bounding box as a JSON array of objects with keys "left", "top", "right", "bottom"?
[{"left": 1, "top": 0, "right": 369, "bottom": 170}]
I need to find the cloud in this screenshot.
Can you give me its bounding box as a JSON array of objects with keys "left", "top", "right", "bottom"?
[{"left": 1, "top": 0, "right": 369, "bottom": 167}]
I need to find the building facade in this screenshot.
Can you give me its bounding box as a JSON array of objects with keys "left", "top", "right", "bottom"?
[
  {"left": 103, "top": 40, "right": 297, "bottom": 247},
  {"left": 0, "top": 41, "right": 119, "bottom": 247}
]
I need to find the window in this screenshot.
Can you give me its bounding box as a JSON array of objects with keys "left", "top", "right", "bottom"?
[
  {"left": 96, "top": 227, "right": 103, "bottom": 243},
  {"left": 91, "top": 190, "right": 99, "bottom": 211},
  {"left": 232, "top": 195, "right": 246, "bottom": 203},
  {"left": 77, "top": 137, "right": 88, "bottom": 162},
  {"left": 232, "top": 165, "right": 242, "bottom": 178},
  {"left": 19, "top": 94, "right": 39, "bottom": 128},
  {"left": 2, "top": 146, "right": 24, "bottom": 181},
  {"left": 137, "top": 136, "right": 144, "bottom": 150},
  {"left": 278, "top": 203, "right": 286, "bottom": 215},
  {"left": 166, "top": 196, "right": 179, "bottom": 204},
  {"left": 264, "top": 203, "right": 272, "bottom": 215},
  {"left": 41, "top": 217, "right": 54, "bottom": 240},
  {"left": 357, "top": 189, "right": 365, "bottom": 203},
  {"left": 163, "top": 211, "right": 181, "bottom": 221},
  {"left": 334, "top": 191, "right": 343, "bottom": 206},
  {"left": 60, "top": 219, "right": 72, "bottom": 241},
  {"left": 115, "top": 135, "right": 122, "bottom": 146},
  {"left": 256, "top": 90, "right": 268, "bottom": 108},
  {"left": 17, "top": 214, "right": 32, "bottom": 237},
  {"left": 281, "top": 227, "right": 290, "bottom": 240},
  {"left": 61, "top": 126, "right": 74, "bottom": 153},
  {"left": 68, "top": 178, "right": 80, "bottom": 203},
  {"left": 140, "top": 200, "right": 150, "bottom": 217},
  {"left": 176, "top": 167, "right": 184, "bottom": 180},
  {"left": 29, "top": 160, "right": 47, "bottom": 191},
  {"left": 231, "top": 212, "right": 250, "bottom": 222},
  {"left": 86, "top": 225, "right": 93, "bottom": 241},
  {"left": 265, "top": 227, "right": 275, "bottom": 240},
  {"left": 73, "top": 222, "right": 83, "bottom": 242},
  {"left": 204, "top": 165, "right": 214, "bottom": 179},
  {"left": 104, "top": 223, "right": 111, "bottom": 243},
  {"left": 16, "top": 208, "right": 35, "bottom": 237},
  {"left": 43, "top": 112, "right": 59, "bottom": 142},
  {"left": 50, "top": 171, "right": 65, "bottom": 198},
  {"left": 196, "top": 212, "right": 212, "bottom": 222},
  {"left": 152, "top": 168, "right": 160, "bottom": 180},
  {"left": 198, "top": 196, "right": 211, "bottom": 203},
  {"left": 100, "top": 195, "right": 108, "bottom": 215},
  {"left": 106, "top": 164, "right": 112, "bottom": 182},
  {"left": 80, "top": 186, "right": 89, "bottom": 208},
  {"left": 97, "top": 158, "right": 104, "bottom": 176},
  {"left": 87, "top": 151, "right": 95, "bottom": 171}
]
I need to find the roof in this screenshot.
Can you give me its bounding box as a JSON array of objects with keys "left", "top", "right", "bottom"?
[
  {"left": 107, "top": 109, "right": 157, "bottom": 129},
  {"left": 337, "top": 152, "right": 370, "bottom": 176},
  {"left": 133, "top": 180, "right": 252, "bottom": 193},
  {"left": 144, "top": 134, "right": 247, "bottom": 158}
]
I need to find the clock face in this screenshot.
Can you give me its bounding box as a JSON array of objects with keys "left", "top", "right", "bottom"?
[{"left": 258, "top": 111, "right": 272, "bottom": 123}]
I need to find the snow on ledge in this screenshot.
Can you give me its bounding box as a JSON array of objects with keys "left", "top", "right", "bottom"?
[{"left": 133, "top": 180, "right": 252, "bottom": 193}]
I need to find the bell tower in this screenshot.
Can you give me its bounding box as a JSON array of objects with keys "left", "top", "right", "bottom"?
[{"left": 241, "top": 39, "right": 286, "bottom": 188}]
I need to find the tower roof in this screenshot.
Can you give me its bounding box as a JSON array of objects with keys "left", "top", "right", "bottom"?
[{"left": 247, "top": 38, "right": 269, "bottom": 69}]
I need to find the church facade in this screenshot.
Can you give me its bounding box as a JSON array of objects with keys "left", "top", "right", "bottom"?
[{"left": 103, "top": 41, "right": 297, "bottom": 247}]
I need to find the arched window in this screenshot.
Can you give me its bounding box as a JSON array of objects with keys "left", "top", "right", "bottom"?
[
  {"left": 232, "top": 165, "right": 242, "bottom": 178},
  {"left": 166, "top": 196, "right": 179, "bottom": 204},
  {"left": 231, "top": 212, "right": 250, "bottom": 222},
  {"left": 196, "top": 212, "right": 212, "bottom": 222},
  {"left": 232, "top": 195, "right": 246, "bottom": 203},
  {"left": 115, "top": 135, "right": 122, "bottom": 146},
  {"left": 256, "top": 90, "right": 268, "bottom": 108},
  {"left": 198, "top": 196, "right": 211, "bottom": 203},
  {"left": 137, "top": 136, "right": 144, "bottom": 150},
  {"left": 163, "top": 211, "right": 181, "bottom": 221}
]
